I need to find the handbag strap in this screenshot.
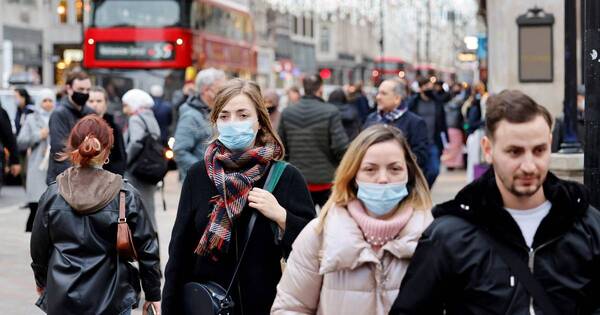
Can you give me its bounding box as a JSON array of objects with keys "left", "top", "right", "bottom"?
[
  {"left": 481, "top": 231, "right": 561, "bottom": 315},
  {"left": 118, "top": 191, "right": 126, "bottom": 223},
  {"left": 223, "top": 161, "right": 287, "bottom": 297}
]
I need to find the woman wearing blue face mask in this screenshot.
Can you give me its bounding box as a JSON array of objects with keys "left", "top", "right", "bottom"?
[
  {"left": 162, "top": 79, "right": 316, "bottom": 315},
  {"left": 272, "top": 124, "right": 433, "bottom": 315}
]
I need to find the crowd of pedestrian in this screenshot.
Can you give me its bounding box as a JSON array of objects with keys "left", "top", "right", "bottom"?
[{"left": 0, "top": 68, "right": 598, "bottom": 315}]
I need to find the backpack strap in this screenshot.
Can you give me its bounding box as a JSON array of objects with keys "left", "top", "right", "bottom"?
[{"left": 263, "top": 161, "right": 288, "bottom": 193}]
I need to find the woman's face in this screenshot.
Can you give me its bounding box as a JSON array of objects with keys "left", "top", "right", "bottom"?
[
  {"left": 355, "top": 140, "right": 408, "bottom": 184},
  {"left": 217, "top": 94, "right": 260, "bottom": 133},
  {"left": 14, "top": 91, "right": 25, "bottom": 107},
  {"left": 40, "top": 98, "right": 55, "bottom": 112},
  {"left": 88, "top": 91, "right": 108, "bottom": 116},
  {"left": 122, "top": 103, "right": 132, "bottom": 116}
]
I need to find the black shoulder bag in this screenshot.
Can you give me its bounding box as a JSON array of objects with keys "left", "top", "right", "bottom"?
[
  {"left": 481, "top": 231, "right": 561, "bottom": 315},
  {"left": 182, "top": 161, "right": 287, "bottom": 315}
]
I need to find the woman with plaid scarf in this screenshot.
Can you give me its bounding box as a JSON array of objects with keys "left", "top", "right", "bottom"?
[{"left": 162, "top": 79, "right": 316, "bottom": 315}]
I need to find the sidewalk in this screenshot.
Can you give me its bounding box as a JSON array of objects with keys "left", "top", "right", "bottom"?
[{"left": 0, "top": 169, "right": 467, "bottom": 314}]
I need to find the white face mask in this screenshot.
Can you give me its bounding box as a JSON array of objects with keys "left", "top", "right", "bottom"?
[
  {"left": 217, "top": 120, "right": 258, "bottom": 151},
  {"left": 356, "top": 180, "right": 409, "bottom": 216}
]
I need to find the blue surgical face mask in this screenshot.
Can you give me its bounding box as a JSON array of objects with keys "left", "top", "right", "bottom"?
[
  {"left": 356, "top": 180, "right": 409, "bottom": 217},
  {"left": 217, "top": 120, "right": 258, "bottom": 151}
]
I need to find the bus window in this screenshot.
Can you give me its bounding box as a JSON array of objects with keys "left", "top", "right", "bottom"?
[{"left": 92, "top": 0, "right": 182, "bottom": 28}]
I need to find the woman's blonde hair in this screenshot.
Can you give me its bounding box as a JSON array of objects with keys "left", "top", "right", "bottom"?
[
  {"left": 210, "top": 78, "right": 285, "bottom": 159},
  {"left": 317, "top": 124, "right": 432, "bottom": 232}
]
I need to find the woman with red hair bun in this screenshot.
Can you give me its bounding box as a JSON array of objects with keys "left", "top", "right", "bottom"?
[{"left": 30, "top": 115, "right": 161, "bottom": 315}]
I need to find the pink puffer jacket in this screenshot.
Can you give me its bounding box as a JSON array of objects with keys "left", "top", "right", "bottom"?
[{"left": 271, "top": 204, "right": 432, "bottom": 315}]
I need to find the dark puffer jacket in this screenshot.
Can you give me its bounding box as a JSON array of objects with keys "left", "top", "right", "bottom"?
[
  {"left": 278, "top": 96, "right": 349, "bottom": 184},
  {"left": 30, "top": 167, "right": 161, "bottom": 315},
  {"left": 390, "top": 168, "right": 600, "bottom": 315}
]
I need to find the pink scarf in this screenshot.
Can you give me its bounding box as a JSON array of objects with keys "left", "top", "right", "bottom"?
[{"left": 347, "top": 199, "right": 414, "bottom": 247}]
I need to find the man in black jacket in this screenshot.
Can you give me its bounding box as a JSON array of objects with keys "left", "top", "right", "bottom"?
[
  {"left": 407, "top": 77, "right": 448, "bottom": 187},
  {"left": 390, "top": 90, "right": 600, "bottom": 314},
  {"left": 363, "top": 79, "right": 429, "bottom": 176},
  {"left": 0, "top": 104, "right": 21, "bottom": 181},
  {"left": 46, "top": 71, "right": 94, "bottom": 184}
]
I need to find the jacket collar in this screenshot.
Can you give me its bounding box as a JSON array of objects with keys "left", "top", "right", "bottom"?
[
  {"left": 187, "top": 95, "right": 210, "bottom": 116},
  {"left": 433, "top": 167, "right": 589, "bottom": 249},
  {"left": 319, "top": 204, "right": 431, "bottom": 274},
  {"left": 61, "top": 98, "right": 93, "bottom": 117},
  {"left": 301, "top": 95, "right": 326, "bottom": 103}
]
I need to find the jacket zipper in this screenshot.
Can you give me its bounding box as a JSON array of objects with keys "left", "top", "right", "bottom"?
[{"left": 526, "top": 236, "right": 562, "bottom": 315}]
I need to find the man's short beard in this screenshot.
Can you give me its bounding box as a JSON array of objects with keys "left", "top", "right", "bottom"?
[{"left": 509, "top": 183, "right": 543, "bottom": 197}]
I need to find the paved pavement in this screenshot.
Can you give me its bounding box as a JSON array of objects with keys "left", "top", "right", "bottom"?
[{"left": 0, "top": 169, "right": 466, "bottom": 314}]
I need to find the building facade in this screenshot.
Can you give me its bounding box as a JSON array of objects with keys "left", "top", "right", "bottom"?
[
  {"left": 0, "top": 0, "right": 83, "bottom": 88},
  {"left": 485, "top": 0, "right": 567, "bottom": 117},
  {"left": 315, "top": 18, "right": 378, "bottom": 86}
]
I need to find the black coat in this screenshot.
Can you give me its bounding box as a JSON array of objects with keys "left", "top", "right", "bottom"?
[
  {"left": 407, "top": 94, "right": 449, "bottom": 152},
  {"left": 333, "top": 102, "right": 361, "bottom": 140},
  {"left": 390, "top": 169, "right": 600, "bottom": 315},
  {"left": 0, "top": 106, "right": 19, "bottom": 166},
  {"left": 30, "top": 181, "right": 161, "bottom": 315},
  {"left": 162, "top": 161, "right": 316, "bottom": 315},
  {"left": 46, "top": 99, "right": 94, "bottom": 184},
  {"left": 363, "top": 110, "right": 429, "bottom": 175},
  {"left": 103, "top": 113, "right": 127, "bottom": 175}
]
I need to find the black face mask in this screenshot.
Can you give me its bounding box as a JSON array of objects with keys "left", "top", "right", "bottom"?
[
  {"left": 423, "top": 90, "right": 435, "bottom": 98},
  {"left": 267, "top": 106, "right": 278, "bottom": 114},
  {"left": 71, "top": 91, "right": 89, "bottom": 107}
]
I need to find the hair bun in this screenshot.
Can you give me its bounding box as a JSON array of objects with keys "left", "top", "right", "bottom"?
[{"left": 78, "top": 135, "right": 102, "bottom": 158}]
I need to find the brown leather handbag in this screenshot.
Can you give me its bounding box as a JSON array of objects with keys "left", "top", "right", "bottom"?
[{"left": 116, "top": 191, "right": 138, "bottom": 261}]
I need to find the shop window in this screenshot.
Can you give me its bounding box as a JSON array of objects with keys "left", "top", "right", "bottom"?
[{"left": 57, "top": 0, "right": 68, "bottom": 24}]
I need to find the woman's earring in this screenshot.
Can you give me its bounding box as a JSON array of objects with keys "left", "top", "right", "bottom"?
[{"left": 104, "top": 157, "right": 110, "bottom": 165}]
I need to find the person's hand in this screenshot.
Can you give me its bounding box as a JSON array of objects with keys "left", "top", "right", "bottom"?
[
  {"left": 142, "top": 301, "right": 161, "bottom": 315},
  {"left": 39, "top": 128, "right": 49, "bottom": 140},
  {"left": 10, "top": 164, "right": 21, "bottom": 176},
  {"left": 248, "top": 188, "right": 287, "bottom": 230},
  {"left": 36, "top": 286, "right": 44, "bottom": 296}
]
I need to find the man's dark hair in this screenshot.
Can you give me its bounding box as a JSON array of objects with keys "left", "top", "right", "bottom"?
[
  {"left": 302, "top": 74, "right": 323, "bottom": 96},
  {"left": 66, "top": 70, "right": 89, "bottom": 87},
  {"left": 485, "top": 89, "right": 553, "bottom": 138},
  {"left": 417, "top": 77, "right": 430, "bottom": 88}
]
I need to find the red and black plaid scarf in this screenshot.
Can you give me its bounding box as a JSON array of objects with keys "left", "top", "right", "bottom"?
[{"left": 194, "top": 140, "right": 282, "bottom": 259}]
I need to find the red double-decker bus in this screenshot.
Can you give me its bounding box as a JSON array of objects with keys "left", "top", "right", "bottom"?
[
  {"left": 83, "top": 0, "right": 256, "bottom": 105},
  {"left": 371, "top": 57, "right": 413, "bottom": 86}
]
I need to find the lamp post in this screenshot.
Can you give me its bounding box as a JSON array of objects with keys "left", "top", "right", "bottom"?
[
  {"left": 560, "top": 0, "right": 582, "bottom": 153},
  {"left": 584, "top": 0, "right": 600, "bottom": 208}
]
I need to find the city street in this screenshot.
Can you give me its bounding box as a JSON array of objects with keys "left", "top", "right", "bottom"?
[{"left": 0, "top": 169, "right": 466, "bottom": 314}]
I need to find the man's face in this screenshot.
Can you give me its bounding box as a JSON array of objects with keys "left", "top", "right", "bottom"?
[
  {"left": 482, "top": 116, "right": 552, "bottom": 200},
  {"left": 202, "top": 78, "right": 225, "bottom": 108},
  {"left": 376, "top": 81, "right": 402, "bottom": 113},
  {"left": 67, "top": 78, "right": 92, "bottom": 97}
]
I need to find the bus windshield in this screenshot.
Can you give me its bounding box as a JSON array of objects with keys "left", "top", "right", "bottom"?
[{"left": 92, "top": 0, "right": 184, "bottom": 28}]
